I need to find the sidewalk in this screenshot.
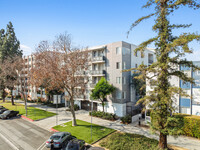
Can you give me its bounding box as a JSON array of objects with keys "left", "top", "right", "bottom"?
[{"left": 16, "top": 100, "right": 200, "bottom": 150}]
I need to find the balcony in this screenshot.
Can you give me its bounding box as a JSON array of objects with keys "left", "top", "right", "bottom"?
[
  {"left": 91, "top": 70, "right": 106, "bottom": 76},
  {"left": 92, "top": 56, "right": 105, "bottom": 63}
]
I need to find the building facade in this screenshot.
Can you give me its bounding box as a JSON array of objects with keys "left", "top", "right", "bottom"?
[
  {"left": 177, "top": 62, "right": 200, "bottom": 116},
  {"left": 74, "top": 41, "right": 155, "bottom": 117},
  {"left": 146, "top": 61, "right": 200, "bottom": 116},
  {"left": 16, "top": 41, "right": 155, "bottom": 117}
]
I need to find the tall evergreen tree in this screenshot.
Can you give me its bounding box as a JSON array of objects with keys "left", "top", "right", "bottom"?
[
  {"left": 0, "top": 22, "right": 22, "bottom": 102},
  {"left": 129, "top": 0, "right": 200, "bottom": 149}
]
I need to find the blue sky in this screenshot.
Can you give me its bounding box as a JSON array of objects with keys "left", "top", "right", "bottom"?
[{"left": 0, "top": 0, "right": 199, "bottom": 60}]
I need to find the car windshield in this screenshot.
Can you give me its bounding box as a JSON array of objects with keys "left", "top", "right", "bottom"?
[
  {"left": 50, "top": 135, "right": 61, "bottom": 140},
  {"left": 3, "top": 111, "right": 10, "bottom": 115}
]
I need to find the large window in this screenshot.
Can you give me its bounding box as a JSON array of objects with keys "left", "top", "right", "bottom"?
[
  {"left": 122, "top": 47, "right": 130, "bottom": 55},
  {"left": 122, "top": 91, "right": 126, "bottom": 99},
  {"left": 116, "top": 77, "right": 121, "bottom": 84},
  {"left": 123, "top": 62, "right": 126, "bottom": 69},
  {"left": 116, "top": 90, "right": 122, "bottom": 99},
  {"left": 116, "top": 62, "right": 120, "bottom": 69},
  {"left": 122, "top": 77, "right": 126, "bottom": 85},
  {"left": 116, "top": 47, "right": 121, "bottom": 55}
]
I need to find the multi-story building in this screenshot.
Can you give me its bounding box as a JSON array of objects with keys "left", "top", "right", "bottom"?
[
  {"left": 74, "top": 41, "right": 155, "bottom": 117},
  {"left": 175, "top": 62, "right": 200, "bottom": 115},
  {"left": 16, "top": 41, "right": 155, "bottom": 117},
  {"left": 146, "top": 61, "right": 200, "bottom": 116}
]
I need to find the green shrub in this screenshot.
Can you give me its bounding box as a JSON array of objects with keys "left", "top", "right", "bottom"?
[
  {"left": 100, "top": 132, "right": 160, "bottom": 150},
  {"left": 121, "top": 115, "right": 132, "bottom": 124},
  {"left": 89, "top": 111, "right": 117, "bottom": 121},
  {"left": 181, "top": 115, "right": 200, "bottom": 139},
  {"left": 74, "top": 104, "right": 79, "bottom": 111},
  {"left": 66, "top": 104, "right": 80, "bottom": 111}
]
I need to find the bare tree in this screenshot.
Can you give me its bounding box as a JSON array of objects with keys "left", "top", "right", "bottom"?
[{"left": 31, "top": 33, "right": 90, "bottom": 126}]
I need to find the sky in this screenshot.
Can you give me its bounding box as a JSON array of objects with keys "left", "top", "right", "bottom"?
[{"left": 0, "top": 0, "right": 200, "bottom": 60}]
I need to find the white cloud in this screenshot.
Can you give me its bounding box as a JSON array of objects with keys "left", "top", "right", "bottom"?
[{"left": 20, "top": 44, "right": 32, "bottom": 56}]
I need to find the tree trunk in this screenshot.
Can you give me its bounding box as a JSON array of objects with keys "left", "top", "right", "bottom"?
[
  {"left": 11, "top": 89, "right": 14, "bottom": 105},
  {"left": 70, "top": 99, "right": 77, "bottom": 126},
  {"left": 102, "top": 101, "right": 104, "bottom": 112},
  {"left": 159, "top": 132, "right": 167, "bottom": 149},
  {"left": 2, "top": 89, "right": 6, "bottom": 102}
]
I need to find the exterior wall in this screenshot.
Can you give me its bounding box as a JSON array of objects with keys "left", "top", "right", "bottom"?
[
  {"left": 97, "top": 102, "right": 126, "bottom": 117},
  {"left": 146, "top": 61, "right": 200, "bottom": 116},
  {"left": 20, "top": 41, "right": 156, "bottom": 117}
]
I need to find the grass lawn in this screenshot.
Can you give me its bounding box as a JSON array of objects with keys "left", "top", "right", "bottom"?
[
  {"left": 52, "top": 119, "right": 115, "bottom": 144},
  {"left": 0, "top": 101, "right": 56, "bottom": 120},
  {"left": 99, "top": 132, "right": 161, "bottom": 150}
]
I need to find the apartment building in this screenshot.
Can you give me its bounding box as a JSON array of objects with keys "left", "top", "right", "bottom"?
[
  {"left": 175, "top": 62, "right": 200, "bottom": 116},
  {"left": 16, "top": 41, "right": 155, "bottom": 117},
  {"left": 146, "top": 61, "right": 200, "bottom": 116},
  {"left": 74, "top": 41, "right": 155, "bottom": 117}
]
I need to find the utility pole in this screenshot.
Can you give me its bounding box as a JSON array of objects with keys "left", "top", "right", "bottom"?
[{"left": 91, "top": 100, "right": 93, "bottom": 142}]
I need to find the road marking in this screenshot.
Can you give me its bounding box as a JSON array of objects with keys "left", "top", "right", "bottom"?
[
  {"left": 0, "top": 132, "right": 19, "bottom": 150},
  {"left": 40, "top": 143, "right": 47, "bottom": 150},
  {"left": 37, "top": 140, "right": 47, "bottom": 150}
]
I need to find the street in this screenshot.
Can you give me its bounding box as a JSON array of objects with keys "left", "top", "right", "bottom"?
[{"left": 0, "top": 117, "right": 51, "bottom": 150}]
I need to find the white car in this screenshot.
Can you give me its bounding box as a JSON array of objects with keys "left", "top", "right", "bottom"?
[{"left": 46, "top": 132, "right": 71, "bottom": 148}]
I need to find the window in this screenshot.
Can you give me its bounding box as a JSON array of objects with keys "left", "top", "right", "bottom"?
[
  {"left": 122, "top": 77, "right": 126, "bottom": 85},
  {"left": 122, "top": 47, "right": 130, "bottom": 55},
  {"left": 116, "top": 47, "right": 121, "bottom": 55},
  {"left": 116, "top": 62, "right": 120, "bottom": 69},
  {"left": 135, "top": 51, "right": 138, "bottom": 57},
  {"left": 123, "top": 62, "right": 126, "bottom": 69},
  {"left": 116, "top": 90, "right": 122, "bottom": 99},
  {"left": 93, "top": 51, "right": 97, "bottom": 57},
  {"left": 116, "top": 77, "right": 121, "bottom": 84},
  {"left": 122, "top": 92, "right": 126, "bottom": 99}
]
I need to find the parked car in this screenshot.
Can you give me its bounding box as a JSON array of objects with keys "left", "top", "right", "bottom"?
[
  {"left": 46, "top": 132, "right": 71, "bottom": 148},
  {"left": 0, "top": 108, "right": 8, "bottom": 114},
  {"left": 66, "top": 139, "right": 85, "bottom": 150},
  {"left": 0, "top": 110, "right": 19, "bottom": 119}
]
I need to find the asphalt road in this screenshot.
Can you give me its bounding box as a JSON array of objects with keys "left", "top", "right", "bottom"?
[{"left": 0, "top": 117, "right": 52, "bottom": 150}]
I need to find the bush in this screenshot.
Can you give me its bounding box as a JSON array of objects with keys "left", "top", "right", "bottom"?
[
  {"left": 15, "top": 95, "right": 21, "bottom": 99},
  {"left": 74, "top": 104, "right": 79, "bottom": 111},
  {"left": 180, "top": 115, "right": 200, "bottom": 139},
  {"left": 100, "top": 132, "right": 160, "bottom": 150},
  {"left": 121, "top": 115, "right": 132, "bottom": 124},
  {"left": 66, "top": 104, "right": 80, "bottom": 111},
  {"left": 89, "top": 111, "right": 117, "bottom": 121}
]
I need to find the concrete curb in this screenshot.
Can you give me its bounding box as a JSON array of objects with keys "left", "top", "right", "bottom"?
[
  {"left": 50, "top": 128, "right": 59, "bottom": 132},
  {"left": 21, "top": 115, "right": 34, "bottom": 122}
]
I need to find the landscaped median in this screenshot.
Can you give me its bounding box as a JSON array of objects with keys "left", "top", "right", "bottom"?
[
  {"left": 52, "top": 119, "right": 115, "bottom": 144},
  {"left": 0, "top": 101, "right": 56, "bottom": 121}
]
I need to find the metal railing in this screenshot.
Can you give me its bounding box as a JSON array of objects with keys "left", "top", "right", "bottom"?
[
  {"left": 92, "top": 56, "right": 105, "bottom": 62},
  {"left": 91, "top": 70, "right": 105, "bottom": 75}
]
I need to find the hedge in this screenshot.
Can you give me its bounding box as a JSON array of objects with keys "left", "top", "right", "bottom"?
[
  {"left": 181, "top": 114, "right": 200, "bottom": 139},
  {"left": 89, "top": 111, "right": 117, "bottom": 121}
]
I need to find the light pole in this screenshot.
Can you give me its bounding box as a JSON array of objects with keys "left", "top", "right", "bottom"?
[{"left": 91, "top": 100, "right": 93, "bottom": 142}]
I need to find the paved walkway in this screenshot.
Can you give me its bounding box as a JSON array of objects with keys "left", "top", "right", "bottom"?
[{"left": 13, "top": 100, "right": 200, "bottom": 150}]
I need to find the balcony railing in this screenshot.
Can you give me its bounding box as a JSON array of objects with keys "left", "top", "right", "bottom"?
[
  {"left": 91, "top": 70, "right": 106, "bottom": 76},
  {"left": 92, "top": 56, "right": 105, "bottom": 62}
]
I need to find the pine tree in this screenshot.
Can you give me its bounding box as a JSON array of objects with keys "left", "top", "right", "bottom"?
[
  {"left": 129, "top": 0, "right": 200, "bottom": 149},
  {"left": 0, "top": 22, "right": 22, "bottom": 103}
]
